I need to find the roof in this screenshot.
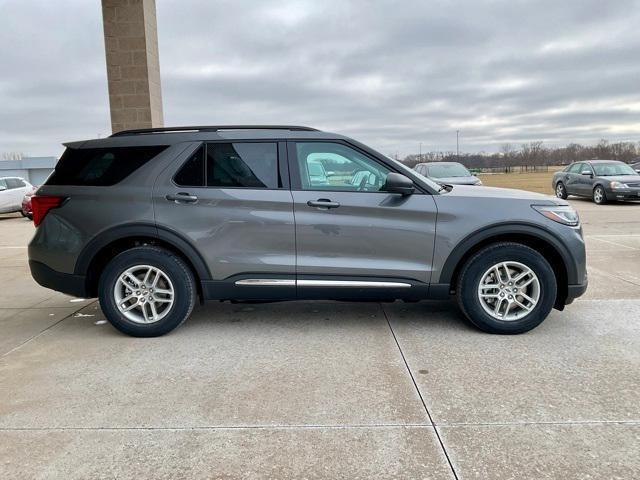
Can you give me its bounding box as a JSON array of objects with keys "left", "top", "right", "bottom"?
[
  {"left": 65, "top": 125, "right": 348, "bottom": 149},
  {"left": 416, "top": 161, "right": 464, "bottom": 166},
  {"left": 110, "top": 125, "right": 319, "bottom": 136},
  {"left": 582, "top": 159, "right": 624, "bottom": 163}
]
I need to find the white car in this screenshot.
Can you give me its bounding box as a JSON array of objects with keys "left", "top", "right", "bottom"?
[{"left": 0, "top": 177, "right": 33, "bottom": 214}]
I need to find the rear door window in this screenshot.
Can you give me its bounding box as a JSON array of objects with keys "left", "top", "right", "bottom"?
[
  {"left": 206, "top": 142, "right": 279, "bottom": 188},
  {"left": 47, "top": 146, "right": 167, "bottom": 186},
  {"left": 173, "top": 142, "right": 280, "bottom": 189}
]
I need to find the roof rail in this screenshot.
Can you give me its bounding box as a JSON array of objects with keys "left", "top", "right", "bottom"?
[{"left": 110, "top": 125, "right": 319, "bottom": 137}]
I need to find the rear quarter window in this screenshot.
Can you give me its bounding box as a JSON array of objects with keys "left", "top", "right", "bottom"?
[{"left": 47, "top": 146, "right": 168, "bottom": 186}]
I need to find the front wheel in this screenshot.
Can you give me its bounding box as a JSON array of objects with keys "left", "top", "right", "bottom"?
[
  {"left": 456, "top": 242, "right": 557, "bottom": 334},
  {"left": 593, "top": 185, "right": 607, "bottom": 204},
  {"left": 98, "top": 246, "right": 197, "bottom": 337}
]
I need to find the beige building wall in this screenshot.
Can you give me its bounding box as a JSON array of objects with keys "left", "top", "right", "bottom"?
[{"left": 102, "top": 0, "right": 164, "bottom": 133}]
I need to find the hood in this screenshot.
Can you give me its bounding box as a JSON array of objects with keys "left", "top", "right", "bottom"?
[
  {"left": 443, "top": 184, "right": 562, "bottom": 203},
  {"left": 597, "top": 175, "right": 640, "bottom": 183},
  {"left": 434, "top": 175, "right": 480, "bottom": 185}
]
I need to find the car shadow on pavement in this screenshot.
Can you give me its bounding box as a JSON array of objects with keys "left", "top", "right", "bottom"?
[{"left": 67, "top": 299, "right": 473, "bottom": 338}]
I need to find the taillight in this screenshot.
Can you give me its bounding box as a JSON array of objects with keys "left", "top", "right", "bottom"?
[{"left": 32, "top": 195, "right": 66, "bottom": 226}]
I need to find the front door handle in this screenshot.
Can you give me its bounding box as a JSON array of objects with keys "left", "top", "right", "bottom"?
[
  {"left": 166, "top": 192, "right": 198, "bottom": 203},
  {"left": 307, "top": 199, "right": 340, "bottom": 209}
]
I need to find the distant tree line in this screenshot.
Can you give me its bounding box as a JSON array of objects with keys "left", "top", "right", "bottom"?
[{"left": 400, "top": 140, "right": 640, "bottom": 171}]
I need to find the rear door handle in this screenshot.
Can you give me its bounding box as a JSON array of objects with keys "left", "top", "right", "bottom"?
[
  {"left": 307, "top": 199, "right": 340, "bottom": 209},
  {"left": 166, "top": 192, "right": 198, "bottom": 203}
]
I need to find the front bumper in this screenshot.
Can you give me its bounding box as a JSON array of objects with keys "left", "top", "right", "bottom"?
[
  {"left": 29, "top": 260, "right": 88, "bottom": 298},
  {"left": 608, "top": 188, "right": 640, "bottom": 201},
  {"left": 564, "top": 278, "right": 588, "bottom": 305}
]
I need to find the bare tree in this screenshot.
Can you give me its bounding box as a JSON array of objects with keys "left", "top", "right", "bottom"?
[{"left": 500, "top": 143, "right": 516, "bottom": 172}]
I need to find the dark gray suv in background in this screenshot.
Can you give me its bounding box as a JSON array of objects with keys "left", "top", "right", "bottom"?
[{"left": 29, "top": 126, "right": 587, "bottom": 337}]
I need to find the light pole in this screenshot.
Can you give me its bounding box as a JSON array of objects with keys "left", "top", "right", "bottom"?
[
  {"left": 419, "top": 142, "right": 422, "bottom": 163},
  {"left": 456, "top": 130, "right": 460, "bottom": 161}
]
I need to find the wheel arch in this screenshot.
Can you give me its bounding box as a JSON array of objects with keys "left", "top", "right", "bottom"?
[
  {"left": 75, "top": 223, "right": 211, "bottom": 298},
  {"left": 440, "top": 223, "right": 573, "bottom": 309}
]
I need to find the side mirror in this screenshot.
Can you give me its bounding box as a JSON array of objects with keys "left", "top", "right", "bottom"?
[
  {"left": 384, "top": 172, "right": 414, "bottom": 195},
  {"left": 0, "top": 185, "right": 6, "bottom": 192},
  {"left": 635, "top": 169, "right": 640, "bottom": 174},
  {"left": 581, "top": 170, "right": 593, "bottom": 177}
]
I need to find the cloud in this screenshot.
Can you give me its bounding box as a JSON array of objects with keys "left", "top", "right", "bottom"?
[{"left": 0, "top": 0, "right": 638, "bottom": 157}]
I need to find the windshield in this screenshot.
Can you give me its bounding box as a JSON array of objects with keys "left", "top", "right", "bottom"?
[
  {"left": 426, "top": 163, "right": 471, "bottom": 178},
  {"left": 592, "top": 162, "right": 637, "bottom": 176}
]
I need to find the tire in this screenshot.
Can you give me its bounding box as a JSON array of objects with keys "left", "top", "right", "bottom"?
[
  {"left": 20, "top": 210, "right": 27, "bottom": 217},
  {"left": 456, "top": 242, "right": 557, "bottom": 334},
  {"left": 593, "top": 185, "right": 607, "bottom": 205},
  {"left": 555, "top": 181, "right": 568, "bottom": 199},
  {"left": 98, "top": 246, "right": 196, "bottom": 337},
  {"left": 26, "top": 213, "right": 32, "bottom": 220}
]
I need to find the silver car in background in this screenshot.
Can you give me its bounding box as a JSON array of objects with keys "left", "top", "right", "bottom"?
[{"left": 414, "top": 161, "right": 482, "bottom": 185}]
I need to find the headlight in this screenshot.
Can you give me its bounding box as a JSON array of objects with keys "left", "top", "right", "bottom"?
[
  {"left": 610, "top": 181, "right": 628, "bottom": 189},
  {"left": 532, "top": 205, "right": 580, "bottom": 226},
  {"left": 474, "top": 179, "right": 483, "bottom": 185}
]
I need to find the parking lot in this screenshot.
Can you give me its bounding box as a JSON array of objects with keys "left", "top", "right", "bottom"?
[{"left": 1, "top": 198, "right": 638, "bottom": 479}]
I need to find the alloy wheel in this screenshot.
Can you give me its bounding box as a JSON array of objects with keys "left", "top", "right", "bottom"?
[
  {"left": 477, "top": 261, "right": 540, "bottom": 321},
  {"left": 113, "top": 265, "right": 174, "bottom": 324}
]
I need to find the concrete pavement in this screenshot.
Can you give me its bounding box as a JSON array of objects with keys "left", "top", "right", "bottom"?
[{"left": 0, "top": 198, "right": 639, "bottom": 479}]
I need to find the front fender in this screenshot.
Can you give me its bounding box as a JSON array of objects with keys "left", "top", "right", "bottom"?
[{"left": 436, "top": 222, "right": 580, "bottom": 285}]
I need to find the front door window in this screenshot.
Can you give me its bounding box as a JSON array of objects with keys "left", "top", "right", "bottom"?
[{"left": 295, "top": 142, "right": 391, "bottom": 192}]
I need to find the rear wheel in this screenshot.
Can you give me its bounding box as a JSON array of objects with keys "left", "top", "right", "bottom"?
[
  {"left": 456, "top": 242, "right": 556, "bottom": 334},
  {"left": 555, "top": 181, "right": 568, "bottom": 199},
  {"left": 593, "top": 185, "right": 607, "bottom": 204},
  {"left": 98, "top": 246, "right": 196, "bottom": 337}
]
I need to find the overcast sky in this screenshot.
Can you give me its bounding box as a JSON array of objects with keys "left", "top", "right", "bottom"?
[{"left": 1, "top": 0, "right": 639, "bottom": 157}]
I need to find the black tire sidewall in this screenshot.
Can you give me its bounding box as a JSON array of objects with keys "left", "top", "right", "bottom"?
[
  {"left": 98, "top": 247, "right": 196, "bottom": 337},
  {"left": 458, "top": 244, "right": 557, "bottom": 334}
]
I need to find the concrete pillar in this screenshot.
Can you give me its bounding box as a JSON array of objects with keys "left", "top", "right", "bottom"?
[{"left": 101, "top": 0, "right": 164, "bottom": 133}]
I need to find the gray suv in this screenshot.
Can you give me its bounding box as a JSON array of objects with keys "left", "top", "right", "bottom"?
[{"left": 28, "top": 126, "right": 587, "bottom": 337}]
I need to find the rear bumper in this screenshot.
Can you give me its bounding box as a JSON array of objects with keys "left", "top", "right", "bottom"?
[{"left": 29, "top": 260, "right": 88, "bottom": 298}]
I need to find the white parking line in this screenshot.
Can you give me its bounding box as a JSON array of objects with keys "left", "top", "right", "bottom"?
[
  {"left": 587, "top": 237, "right": 637, "bottom": 250},
  {"left": 585, "top": 234, "right": 640, "bottom": 237}
]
